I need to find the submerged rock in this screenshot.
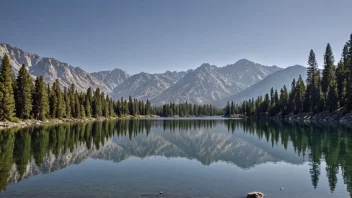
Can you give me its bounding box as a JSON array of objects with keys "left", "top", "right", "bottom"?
[{"left": 247, "top": 192, "right": 264, "bottom": 198}]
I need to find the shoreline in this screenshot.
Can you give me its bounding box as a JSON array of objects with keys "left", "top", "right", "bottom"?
[
  {"left": 225, "top": 108, "right": 352, "bottom": 125},
  {"left": 270, "top": 108, "right": 352, "bottom": 124},
  {"left": 0, "top": 115, "right": 160, "bottom": 130}
]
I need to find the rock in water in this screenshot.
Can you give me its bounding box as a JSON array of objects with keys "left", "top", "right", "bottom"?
[{"left": 247, "top": 192, "right": 265, "bottom": 198}]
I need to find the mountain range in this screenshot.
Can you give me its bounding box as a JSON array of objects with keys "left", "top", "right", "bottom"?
[
  {"left": 0, "top": 43, "right": 307, "bottom": 107},
  {"left": 214, "top": 65, "right": 308, "bottom": 107}
]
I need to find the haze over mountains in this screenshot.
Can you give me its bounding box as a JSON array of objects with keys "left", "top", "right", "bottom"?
[{"left": 0, "top": 43, "right": 307, "bottom": 107}]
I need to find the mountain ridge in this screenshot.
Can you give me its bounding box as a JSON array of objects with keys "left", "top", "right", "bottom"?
[
  {"left": 0, "top": 43, "right": 113, "bottom": 93},
  {"left": 151, "top": 59, "right": 282, "bottom": 105},
  {"left": 1, "top": 43, "right": 306, "bottom": 107},
  {"left": 213, "top": 65, "right": 307, "bottom": 107}
]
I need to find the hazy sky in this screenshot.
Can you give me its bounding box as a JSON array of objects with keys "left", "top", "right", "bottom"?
[{"left": 1, "top": 0, "right": 351, "bottom": 74}]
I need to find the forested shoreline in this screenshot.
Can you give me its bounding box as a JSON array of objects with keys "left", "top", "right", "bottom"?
[
  {"left": 224, "top": 34, "right": 352, "bottom": 123},
  {"left": 0, "top": 54, "right": 220, "bottom": 129}
]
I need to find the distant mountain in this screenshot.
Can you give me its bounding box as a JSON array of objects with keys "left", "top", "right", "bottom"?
[
  {"left": 218, "top": 59, "right": 281, "bottom": 89},
  {"left": 91, "top": 68, "right": 130, "bottom": 90},
  {"left": 213, "top": 65, "right": 307, "bottom": 107},
  {"left": 152, "top": 59, "right": 281, "bottom": 105},
  {"left": 0, "top": 43, "right": 111, "bottom": 93},
  {"left": 1, "top": 43, "right": 296, "bottom": 105},
  {"left": 111, "top": 71, "right": 187, "bottom": 101}
]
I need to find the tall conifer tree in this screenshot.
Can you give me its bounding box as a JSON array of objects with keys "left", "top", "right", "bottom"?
[
  {"left": 347, "top": 34, "right": 352, "bottom": 110},
  {"left": 15, "top": 64, "right": 33, "bottom": 119},
  {"left": 32, "top": 76, "right": 49, "bottom": 120},
  {"left": 306, "top": 50, "right": 319, "bottom": 112},
  {"left": 93, "top": 88, "right": 102, "bottom": 117},
  {"left": 322, "top": 44, "right": 336, "bottom": 97},
  {"left": 0, "top": 55, "right": 16, "bottom": 121}
]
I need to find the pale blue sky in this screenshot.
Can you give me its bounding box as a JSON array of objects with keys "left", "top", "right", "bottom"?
[{"left": 1, "top": 0, "right": 351, "bottom": 74}]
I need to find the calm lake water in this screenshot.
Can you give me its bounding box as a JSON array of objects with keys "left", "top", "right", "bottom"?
[{"left": 0, "top": 118, "right": 351, "bottom": 197}]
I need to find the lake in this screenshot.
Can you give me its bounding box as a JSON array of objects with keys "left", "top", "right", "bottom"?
[{"left": 0, "top": 118, "right": 351, "bottom": 197}]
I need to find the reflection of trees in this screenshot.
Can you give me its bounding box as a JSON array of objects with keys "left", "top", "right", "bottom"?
[
  {"left": 0, "top": 119, "right": 352, "bottom": 193},
  {"left": 237, "top": 120, "right": 352, "bottom": 193},
  {"left": 0, "top": 130, "right": 15, "bottom": 192}
]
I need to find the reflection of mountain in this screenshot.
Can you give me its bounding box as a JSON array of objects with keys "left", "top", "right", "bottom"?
[
  {"left": 9, "top": 142, "right": 87, "bottom": 184},
  {"left": 91, "top": 126, "right": 304, "bottom": 168},
  {"left": 8, "top": 140, "right": 113, "bottom": 185}
]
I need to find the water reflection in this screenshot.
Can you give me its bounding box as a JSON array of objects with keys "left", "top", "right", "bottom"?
[{"left": 0, "top": 119, "right": 351, "bottom": 194}]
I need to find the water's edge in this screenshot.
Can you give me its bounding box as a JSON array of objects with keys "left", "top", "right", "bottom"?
[{"left": 0, "top": 115, "right": 160, "bottom": 130}]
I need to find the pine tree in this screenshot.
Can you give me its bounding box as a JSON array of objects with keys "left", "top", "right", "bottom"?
[
  {"left": 15, "top": 64, "right": 33, "bottom": 119},
  {"left": 327, "top": 83, "right": 338, "bottom": 112},
  {"left": 123, "top": 99, "right": 129, "bottom": 115},
  {"left": 316, "top": 73, "right": 324, "bottom": 113},
  {"left": 230, "top": 101, "right": 235, "bottom": 115},
  {"left": 270, "top": 87, "right": 275, "bottom": 109},
  {"left": 322, "top": 44, "right": 336, "bottom": 105},
  {"left": 336, "top": 45, "right": 348, "bottom": 107},
  {"left": 49, "top": 86, "right": 57, "bottom": 118},
  {"left": 274, "top": 89, "right": 279, "bottom": 114},
  {"left": 225, "top": 101, "right": 230, "bottom": 116},
  {"left": 128, "top": 96, "right": 135, "bottom": 116},
  {"left": 263, "top": 93, "right": 270, "bottom": 113},
  {"left": 92, "top": 88, "right": 102, "bottom": 117},
  {"left": 306, "top": 50, "right": 320, "bottom": 112},
  {"left": 85, "top": 87, "right": 92, "bottom": 117},
  {"left": 294, "top": 75, "right": 306, "bottom": 114},
  {"left": 280, "top": 85, "right": 288, "bottom": 116},
  {"left": 347, "top": 34, "right": 352, "bottom": 111},
  {"left": 75, "top": 92, "right": 81, "bottom": 118},
  {"left": 145, "top": 99, "right": 151, "bottom": 115},
  {"left": 109, "top": 97, "right": 115, "bottom": 116},
  {"left": 307, "top": 50, "right": 318, "bottom": 85},
  {"left": 69, "top": 84, "right": 76, "bottom": 117},
  {"left": 0, "top": 55, "right": 16, "bottom": 121},
  {"left": 80, "top": 104, "right": 86, "bottom": 118},
  {"left": 64, "top": 88, "right": 71, "bottom": 118},
  {"left": 54, "top": 79, "right": 64, "bottom": 118},
  {"left": 103, "top": 94, "right": 109, "bottom": 117},
  {"left": 32, "top": 76, "right": 49, "bottom": 120},
  {"left": 288, "top": 78, "right": 296, "bottom": 114},
  {"left": 85, "top": 95, "right": 92, "bottom": 118}
]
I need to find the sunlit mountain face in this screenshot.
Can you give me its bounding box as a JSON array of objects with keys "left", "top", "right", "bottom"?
[{"left": 0, "top": 119, "right": 351, "bottom": 197}]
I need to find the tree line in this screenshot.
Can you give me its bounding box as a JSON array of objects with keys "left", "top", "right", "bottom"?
[
  {"left": 155, "top": 102, "right": 222, "bottom": 117},
  {"left": 0, "top": 54, "right": 219, "bottom": 121},
  {"left": 225, "top": 34, "right": 352, "bottom": 117}
]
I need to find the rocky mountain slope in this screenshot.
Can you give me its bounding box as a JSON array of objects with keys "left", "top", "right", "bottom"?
[
  {"left": 214, "top": 65, "right": 307, "bottom": 107},
  {"left": 0, "top": 43, "right": 113, "bottom": 93},
  {"left": 91, "top": 68, "right": 130, "bottom": 90},
  {"left": 111, "top": 71, "right": 187, "bottom": 101},
  {"left": 151, "top": 60, "right": 281, "bottom": 105}
]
